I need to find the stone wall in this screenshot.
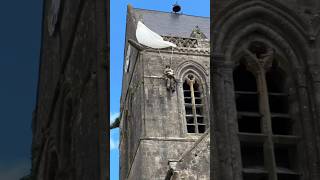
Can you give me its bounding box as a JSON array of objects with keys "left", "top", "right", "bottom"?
[
  {"left": 128, "top": 140, "right": 197, "bottom": 180},
  {"left": 173, "top": 131, "right": 210, "bottom": 180},
  {"left": 120, "top": 47, "right": 210, "bottom": 179},
  {"left": 31, "top": 0, "right": 108, "bottom": 179},
  {"left": 142, "top": 50, "right": 210, "bottom": 138},
  {"left": 211, "top": 0, "right": 320, "bottom": 179}
]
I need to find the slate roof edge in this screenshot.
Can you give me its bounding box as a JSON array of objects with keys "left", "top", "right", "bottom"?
[{"left": 132, "top": 7, "right": 210, "bottom": 19}]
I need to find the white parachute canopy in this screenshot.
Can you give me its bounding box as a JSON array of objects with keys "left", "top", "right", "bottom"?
[{"left": 136, "top": 21, "right": 177, "bottom": 49}]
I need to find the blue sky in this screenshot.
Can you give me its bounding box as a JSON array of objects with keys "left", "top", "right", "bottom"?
[
  {"left": 110, "top": 0, "right": 209, "bottom": 179},
  {"left": 0, "top": 1, "right": 43, "bottom": 179}
]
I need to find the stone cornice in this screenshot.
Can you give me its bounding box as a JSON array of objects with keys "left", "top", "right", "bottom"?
[{"left": 144, "top": 47, "right": 210, "bottom": 56}]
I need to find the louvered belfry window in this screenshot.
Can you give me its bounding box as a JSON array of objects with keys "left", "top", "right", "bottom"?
[
  {"left": 183, "top": 74, "right": 206, "bottom": 133},
  {"left": 234, "top": 42, "right": 300, "bottom": 180}
]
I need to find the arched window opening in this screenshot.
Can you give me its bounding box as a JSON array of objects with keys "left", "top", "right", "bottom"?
[
  {"left": 183, "top": 74, "right": 206, "bottom": 134},
  {"left": 234, "top": 42, "right": 300, "bottom": 180},
  {"left": 234, "top": 60, "right": 260, "bottom": 134}
]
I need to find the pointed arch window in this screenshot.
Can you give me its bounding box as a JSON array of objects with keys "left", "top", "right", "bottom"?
[
  {"left": 183, "top": 74, "right": 206, "bottom": 133},
  {"left": 234, "top": 42, "right": 300, "bottom": 180}
]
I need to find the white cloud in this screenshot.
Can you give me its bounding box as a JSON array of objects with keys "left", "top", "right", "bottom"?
[
  {"left": 110, "top": 137, "right": 119, "bottom": 150},
  {"left": 110, "top": 112, "right": 120, "bottom": 124},
  {"left": 0, "top": 159, "right": 30, "bottom": 180}
]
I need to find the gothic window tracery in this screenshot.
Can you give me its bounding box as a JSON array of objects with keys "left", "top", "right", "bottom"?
[
  {"left": 234, "top": 42, "right": 299, "bottom": 180},
  {"left": 183, "top": 74, "right": 206, "bottom": 134}
]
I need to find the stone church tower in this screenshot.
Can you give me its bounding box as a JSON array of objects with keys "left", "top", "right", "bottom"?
[
  {"left": 119, "top": 6, "right": 210, "bottom": 180},
  {"left": 30, "top": 0, "right": 108, "bottom": 180},
  {"left": 212, "top": 0, "right": 320, "bottom": 180}
]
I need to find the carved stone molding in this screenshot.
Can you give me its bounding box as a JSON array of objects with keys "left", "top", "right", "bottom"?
[
  {"left": 244, "top": 52, "right": 273, "bottom": 74},
  {"left": 163, "top": 36, "right": 199, "bottom": 48},
  {"left": 190, "top": 26, "right": 207, "bottom": 39},
  {"left": 175, "top": 47, "right": 210, "bottom": 55},
  {"left": 212, "top": 53, "right": 234, "bottom": 70},
  {"left": 176, "top": 60, "right": 209, "bottom": 81},
  {"left": 295, "top": 68, "right": 308, "bottom": 87},
  {"left": 145, "top": 47, "right": 210, "bottom": 56},
  {"left": 309, "top": 66, "right": 320, "bottom": 83},
  {"left": 213, "top": 0, "right": 309, "bottom": 56},
  {"left": 238, "top": 41, "right": 275, "bottom": 75}
]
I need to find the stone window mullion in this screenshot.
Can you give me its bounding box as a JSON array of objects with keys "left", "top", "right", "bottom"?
[
  {"left": 188, "top": 78, "right": 199, "bottom": 133},
  {"left": 255, "top": 68, "right": 278, "bottom": 180},
  {"left": 242, "top": 45, "right": 278, "bottom": 180}
]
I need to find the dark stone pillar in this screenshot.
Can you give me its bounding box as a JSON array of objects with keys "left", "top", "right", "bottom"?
[
  {"left": 295, "top": 68, "right": 319, "bottom": 180},
  {"left": 211, "top": 53, "right": 238, "bottom": 180},
  {"left": 31, "top": 0, "right": 109, "bottom": 179},
  {"left": 308, "top": 66, "right": 320, "bottom": 179}
]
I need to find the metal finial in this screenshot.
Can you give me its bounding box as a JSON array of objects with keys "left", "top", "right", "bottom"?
[{"left": 172, "top": 2, "right": 181, "bottom": 13}]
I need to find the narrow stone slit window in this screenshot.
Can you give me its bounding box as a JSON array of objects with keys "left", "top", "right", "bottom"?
[{"left": 183, "top": 74, "right": 206, "bottom": 134}]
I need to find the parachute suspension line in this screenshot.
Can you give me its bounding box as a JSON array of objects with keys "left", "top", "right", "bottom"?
[
  {"left": 170, "top": 46, "right": 174, "bottom": 66},
  {"left": 158, "top": 49, "right": 165, "bottom": 62},
  {"left": 158, "top": 47, "right": 174, "bottom": 67}
]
